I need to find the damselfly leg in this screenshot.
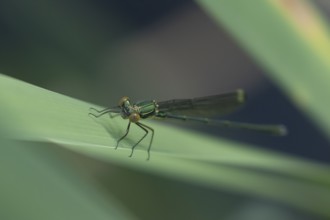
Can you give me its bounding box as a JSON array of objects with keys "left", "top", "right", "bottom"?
[
  {"left": 89, "top": 107, "right": 120, "bottom": 118},
  {"left": 116, "top": 122, "right": 131, "bottom": 149},
  {"left": 89, "top": 107, "right": 154, "bottom": 160},
  {"left": 129, "top": 122, "right": 154, "bottom": 160}
]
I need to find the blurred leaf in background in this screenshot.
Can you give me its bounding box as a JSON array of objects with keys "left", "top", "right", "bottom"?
[{"left": 197, "top": 0, "right": 330, "bottom": 140}]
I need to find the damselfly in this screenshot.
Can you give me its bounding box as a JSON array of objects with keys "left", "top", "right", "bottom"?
[{"left": 89, "top": 90, "right": 287, "bottom": 160}]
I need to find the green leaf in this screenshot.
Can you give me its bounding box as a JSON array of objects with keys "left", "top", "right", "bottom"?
[
  {"left": 196, "top": 0, "right": 330, "bottom": 138},
  {"left": 0, "top": 140, "right": 136, "bottom": 220},
  {"left": 1, "top": 74, "right": 330, "bottom": 218}
]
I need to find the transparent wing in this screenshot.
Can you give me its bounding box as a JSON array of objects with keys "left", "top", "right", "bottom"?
[{"left": 157, "top": 89, "right": 245, "bottom": 117}]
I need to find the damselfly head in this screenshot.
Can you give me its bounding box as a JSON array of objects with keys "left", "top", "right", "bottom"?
[{"left": 118, "top": 96, "right": 130, "bottom": 107}]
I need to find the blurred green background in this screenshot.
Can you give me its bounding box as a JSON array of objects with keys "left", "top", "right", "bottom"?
[{"left": 1, "top": 0, "right": 330, "bottom": 219}]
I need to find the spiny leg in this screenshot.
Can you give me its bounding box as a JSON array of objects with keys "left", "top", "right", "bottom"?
[
  {"left": 89, "top": 107, "right": 104, "bottom": 113},
  {"left": 116, "top": 122, "right": 131, "bottom": 149},
  {"left": 89, "top": 107, "right": 119, "bottom": 118},
  {"left": 138, "top": 123, "right": 154, "bottom": 161},
  {"left": 129, "top": 122, "right": 149, "bottom": 159},
  {"left": 89, "top": 110, "right": 113, "bottom": 118}
]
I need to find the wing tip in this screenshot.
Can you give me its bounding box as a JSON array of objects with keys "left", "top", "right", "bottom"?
[
  {"left": 236, "top": 89, "right": 246, "bottom": 103},
  {"left": 276, "top": 125, "right": 288, "bottom": 136}
]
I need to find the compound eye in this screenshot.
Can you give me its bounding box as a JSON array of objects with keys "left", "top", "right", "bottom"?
[
  {"left": 129, "top": 113, "right": 140, "bottom": 123},
  {"left": 118, "top": 96, "right": 129, "bottom": 107}
]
